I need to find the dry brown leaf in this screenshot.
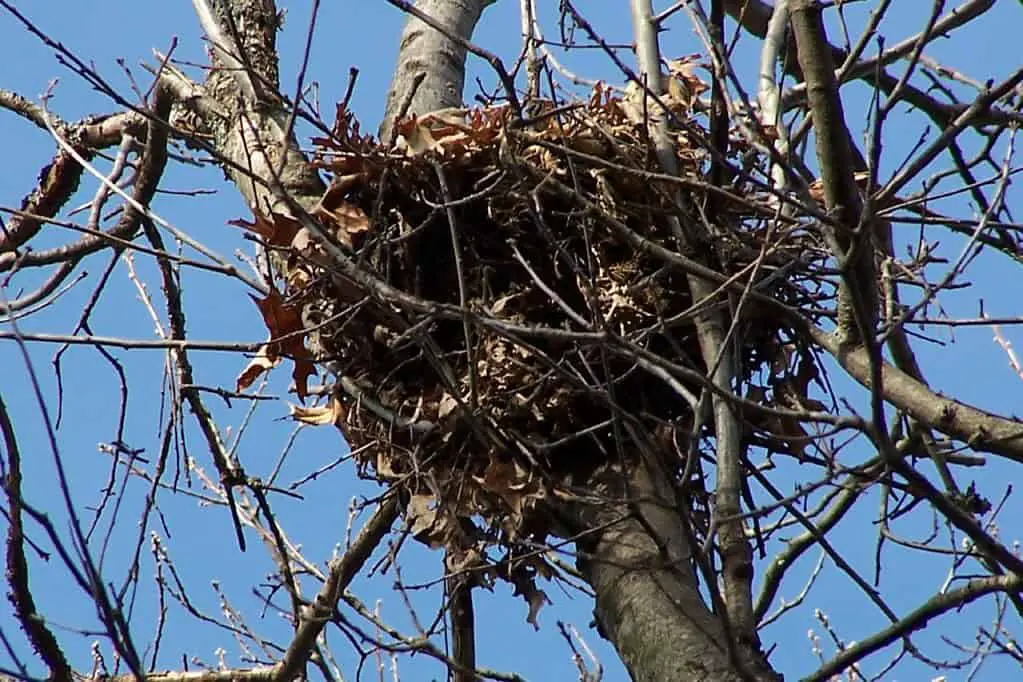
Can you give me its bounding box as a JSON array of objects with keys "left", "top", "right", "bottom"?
[
  {"left": 314, "top": 184, "right": 370, "bottom": 248},
  {"left": 437, "top": 392, "right": 459, "bottom": 419},
  {"left": 289, "top": 396, "right": 347, "bottom": 427},
  {"left": 407, "top": 493, "right": 457, "bottom": 548},
  {"left": 512, "top": 575, "right": 549, "bottom": 630},
  {"left": 809, "top": 170, "right": 871, "bottom": 203},
  {"left": 667, "top": 55, "right": 709, "bottom": 100},
  {"left": 236, "top": 343, "right": 279, "bottom": 393},
  {"left": 291, "top": 226, "right": 315, "bottom": 254},
  {"left": 446, "top": 547, "right": 487, "bottom": 574},
  {"left": 376, "top": 449, "right": 402, "bottom": 480},
  {"left": 407, "top": 494, "right": 438, "bottom": 534},
  {"left": 396, "top": 118, "right": 442, "bottom": 156},
  {"left": 250, "top": 289, "right": 316, "bottom": 401},
  {"left": 228, "top": 209, "right": 301, "bottom": 248},
  {"left": 321, "top": 172, "right": 369, "bottom": 201},
  {"left": 317, "top": 202, "right": 369, "bottom": 246},
  {"left": 475, "top": 457, "right": 544, "bottom": 538},
  {"left": 490, "top": 293, "right": 518, "bottom": 315},
  {"left": 667, "top": 76, "right": 693, "bottom": 112},
  {"left": 287, "top": 265, "right": 311, "bottom": 290}
]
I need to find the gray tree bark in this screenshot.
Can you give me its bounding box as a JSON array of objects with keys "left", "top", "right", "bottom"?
[
  {"left": 570, "top": 459, "right": 751, "bottom": 682},
  {"left": 379, "top": 0, "right": 495, "bottom": 141}
]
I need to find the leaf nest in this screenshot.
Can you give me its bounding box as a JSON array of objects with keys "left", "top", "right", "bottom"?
[{"left": 238, "top": 81, "right": 829, "bottom": 592}]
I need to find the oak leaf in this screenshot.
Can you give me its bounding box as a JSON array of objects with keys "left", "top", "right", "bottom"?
[
  {"left": 228, "top": 210, "right": 301, "bottom": 249},
  {"left": 235, "top": 344, "right": 280, "bottom": 393},
  {"left": 246, "top": 289, "right": 316, "bottom": 401}
]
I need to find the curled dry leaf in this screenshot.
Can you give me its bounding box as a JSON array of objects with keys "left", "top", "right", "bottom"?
[
  {"left": 406, "top": 493, "right": 438, "bottom": 537},
  {"left": 809, "top": 170, "right": 872, "bottom": 204},
  {"left": 437, "top": 392, "right": 459, "bottom": 419},
  {"left": 288, "top": 395, "right": 347, "bottom": 428},
  {"left": 407, "top": 493, "right": 460, "bottom": 548},
  {"left": 376, "top": 449, "right": 402, "bottom": 481},
  {"left": 291, "top": 227, "right": 315, "bottom": 254},
  {"left": 508, "top": 569, "right": 550, "bottom": 630},
  {"left": 525, "top": 587, "right": 549, "bottom": 629},
  {"left": 619, "top": 58, "right": 707, "bottom": 127},
  {"left": 666, "top": 54, "right": 709, "bottom": 107},
  {"left": 475, "top": 457, "right": 545, "bottom": 540},
  {"left": 321, "top": 172, "right": 369, "bottom": 200},
  {"left": 286, "top": 264, "right": 311, "bottom": 290},
  {"left": 315, "top": 184, "right": 370, "bottom": 248},
  {"left": 393, "top": 107, "right": 509, "bottom": 157},
  {"left": 395, "top": 117, "right": 443, "bottom": 156},
  {"left": 489, "top": 292, "right": 519, "bottom": 316},
  {"left": 235, "top": 343, "right": 280, "bottom": 393}
]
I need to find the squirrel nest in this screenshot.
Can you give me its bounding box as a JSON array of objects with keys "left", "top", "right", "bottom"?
[{"left": 234, "top": 76, "right": 827, "bottom": 616}]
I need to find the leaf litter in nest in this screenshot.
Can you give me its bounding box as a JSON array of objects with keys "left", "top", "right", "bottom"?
[
  {"left": 228, "top": 66, "right": 812, "bottom": 627},
  {"left": 406, "top": 493, "right": 463, "bottom": 549},
  {"left": 314, "top": 180, "right": 371, "bottom": 248}
]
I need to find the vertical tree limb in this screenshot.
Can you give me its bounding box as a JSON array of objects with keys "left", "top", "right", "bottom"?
[
  {"left": 628, "top": 1, "right": 766, "bottom": 673},
  {"left": 1, "top": 394, "right": 73, "bottom": 682},
  {"left": 196, "top": 0, "right": 324, "bottom": 218},
  {"left": 379, "top": 0, "right": 497, "bottom": 141},
  {"left": 446, "top": 556, "right": 477, "bottom": 682},
  {"left": 707, "top": 0, "right": 731, "bottom": 212},
  {"left": 375, "top": 4, "right": 500, "bottom": 678},
  {"left": 573, "top": 460, "right": 747, "bottom": 682},
  {"left": 789, "top": 0, "right": 877, "bottom": 344}
]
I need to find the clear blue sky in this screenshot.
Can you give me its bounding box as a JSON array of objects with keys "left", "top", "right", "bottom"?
[{"left": 2, "top": 2, "right": 1022, "bottom": 681}]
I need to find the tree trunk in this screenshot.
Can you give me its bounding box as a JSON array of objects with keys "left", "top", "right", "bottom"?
[
  {"left": 379, "top": 0, "right": 495, "bottom": 141},
  {"left": 567, "top": 456, "right": 779, "bottom": 682}
]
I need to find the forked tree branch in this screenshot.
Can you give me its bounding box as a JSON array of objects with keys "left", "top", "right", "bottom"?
[
  {"left": 2, "top": 2, "right": 1019, "bottom": 681},
  {"left": 724, "top": 0, "right": 1018, "bottom": 129},
  {"left": 620, "top": 2, "right": 769, "bottom": 678},
  {"left": 276, "top": 495, "right": 400, "bottom": 681}
]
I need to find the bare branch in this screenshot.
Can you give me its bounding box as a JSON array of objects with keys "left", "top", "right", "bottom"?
[
  {"left": 0, "top": 394, "right": 73, "bottom": 682},
  {"left": 807, "top": 574, "right": 1023, "bottom": 682},
  {"left": 789, "top": 0, "right": 876, "bottom": 343},
  {"left": 276, "top": 495, "right": 399, "bottom": 681},
  {"left": 629, "top": 2, "right": 763, "bottom": 670}
]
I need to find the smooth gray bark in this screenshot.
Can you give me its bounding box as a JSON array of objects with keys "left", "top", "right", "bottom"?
[
  {"left": 378, "top": 0, "right": 495, "bottom": 141},
  {"left": 625, "top": 3, "right": 767, "bottom": 679},
  {"left": 572, "top": 460, "right": 748, "bottom": 682}
]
